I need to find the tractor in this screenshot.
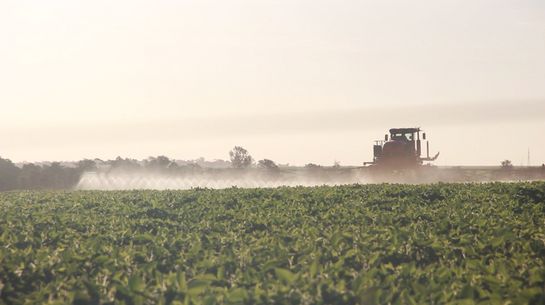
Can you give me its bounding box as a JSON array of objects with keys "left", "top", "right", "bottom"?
[{"left": 365, "top": 128, "right": 439, "bottom": 169}]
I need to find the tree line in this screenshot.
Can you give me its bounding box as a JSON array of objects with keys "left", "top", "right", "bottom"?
[
  {"left": 0, "top": 157, "right": 85, "bottom": 191},
  {"left": 0, "top": 146, "right": 284, "bottom": 191},
  {"left": 0, "top": 155, "right": 212, "bottom": 191}
]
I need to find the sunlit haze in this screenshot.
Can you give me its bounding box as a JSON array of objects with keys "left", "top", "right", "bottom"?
[{"left": 1, "top": 0, "right": 544, "bottom": 166}]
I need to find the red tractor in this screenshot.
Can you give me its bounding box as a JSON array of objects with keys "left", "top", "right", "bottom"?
[{"left": 365, "top": 128, "right": 439, "bottom": 169}]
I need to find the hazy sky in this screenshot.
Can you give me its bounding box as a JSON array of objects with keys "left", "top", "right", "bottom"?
[{"left": 1, "top": 0, "right": 544, "bottom": 165}]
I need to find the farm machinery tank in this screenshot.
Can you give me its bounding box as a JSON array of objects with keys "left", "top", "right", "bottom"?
[{"left": 365, "top": 128, "right": 440, "bottom": 169}]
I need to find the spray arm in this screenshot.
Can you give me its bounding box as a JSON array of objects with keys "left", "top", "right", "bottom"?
[
  {"left": 420, "top": 140, "right": 439, "bottom": 161},
  {"left": 421, "top": 152, "right": 440, "bottom": 162}
]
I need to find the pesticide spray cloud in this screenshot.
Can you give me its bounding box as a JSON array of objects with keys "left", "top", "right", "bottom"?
[
  {"left": 76, "top": 168, "right": 370, "bottom": 190},
  {"left": 76, "top": 166, "right": 545, "bottom": 190}
]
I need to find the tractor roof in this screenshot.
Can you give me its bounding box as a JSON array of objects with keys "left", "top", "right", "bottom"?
[{"left": 389, "top": 128, "right": 420, "bottom": 134}]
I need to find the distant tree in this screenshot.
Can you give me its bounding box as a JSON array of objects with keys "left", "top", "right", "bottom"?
[
  {"left": 18, "top": 163, "right": 43, "bottom": 189},
  {"left": 109, "top": 157, "right": 141, "bottom": 170},
  {"left": 179, "top": 162, "right": 201, "bottom": 173},
  {"left": 42, "top": 162, "right": 69, "bottom": 189},
  {"left": 147, "top": 156, "right": 170, "bottom": 167},
  {"left": 77, "top": 159, "right": 97, "bottom": 172},
  {"left": 501, "top": 160, "right": 513, "bottom": 169},
  {"left": 333, "top": 160, "right": 341, "bottom": 168},
  {"left": 0, "top": 157, "right": 20, "bottom": 191},
  {"left": 145, "top": 156, "right": 178, "bottom": 171},
  {"left": 304, "top": 163, "right": 321, "bottom": 169},
  {"left": 229, "top": 146, "right": 253, "bottom": 168},
  {"left": 258, "top": 159, "right": 278, "bottom": 170}
]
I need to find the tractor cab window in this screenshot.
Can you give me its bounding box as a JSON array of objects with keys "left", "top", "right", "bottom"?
[{"left": 392, "top": 133, "right": 408, "bottom": 141}]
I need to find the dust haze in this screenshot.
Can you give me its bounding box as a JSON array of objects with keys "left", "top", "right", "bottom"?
[{"left": 2, "top": 100, "right": 545, "bottom": 166}]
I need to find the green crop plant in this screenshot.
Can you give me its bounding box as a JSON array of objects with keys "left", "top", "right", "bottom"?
[{"left": 0, "top": 183, "right": 544, "bottom": 304}]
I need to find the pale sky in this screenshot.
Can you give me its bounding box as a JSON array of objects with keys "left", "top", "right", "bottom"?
[{"left": 1, "top": 0, "right": 544, "bottom": 166}]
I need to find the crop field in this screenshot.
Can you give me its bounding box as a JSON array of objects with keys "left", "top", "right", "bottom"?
[{"left": 1, "top": 183, "right": 544, "bottom": 304}]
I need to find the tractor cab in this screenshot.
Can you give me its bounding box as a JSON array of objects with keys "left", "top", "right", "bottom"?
[{"left": 389, "top": 128, "right": 418, "bottom": 143}]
